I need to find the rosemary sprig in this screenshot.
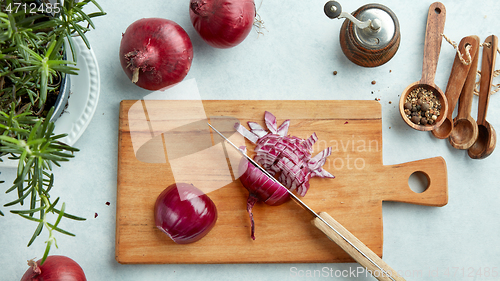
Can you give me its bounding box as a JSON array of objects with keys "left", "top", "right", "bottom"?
[
  {"left": 0, "top": 0, "right": 106, "bottom": 114},
  {"left": 1, "top": 0, "right": 105, "bottom": 264},
  {"left": 1, "top": 106, "right": 82, "bottom": 264}
]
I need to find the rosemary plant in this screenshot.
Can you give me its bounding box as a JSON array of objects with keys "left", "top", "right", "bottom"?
[{"left": 0, "top": 0, "right": 105, "bottom": 263}]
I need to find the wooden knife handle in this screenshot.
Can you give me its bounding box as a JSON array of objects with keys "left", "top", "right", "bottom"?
[{"left": 312, "top": 212, "right": 406, "bottom": 281}]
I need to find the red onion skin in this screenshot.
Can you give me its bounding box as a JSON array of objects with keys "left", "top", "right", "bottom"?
[
  {"left": 239, "top": 159, "right": 289, "bottom": 206},
  {"left": 238, "top": 158, "right": 290, "bottom": 239},
  {"left": 119, "top": 18, "right": 193, "bottom": 90},
  {"left": 189, "top": 0, "right": 256, "bottom": 48},
  {"left": 21, "top": 255, "right": 86, "bottom": 281},
  {"left": 154, "top": 183, "right": 218, "bottom": 244}
]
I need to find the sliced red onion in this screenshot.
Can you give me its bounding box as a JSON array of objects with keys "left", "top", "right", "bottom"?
[
  {"left": 154, "top": 183, "right": 217, "bottom": 244},
  {"left": 240, "top": 111, "right": 334, "bottom": 197},
  {"left": 302, "top": 132, "right": 318, "bottom": 151},
  {"left": 235, "top": 111, "right": 335, "bottom": 239},
  {"left": 247, "top": 121, "right": 269, "bottom": 138},
  {"left": 264, "top": 111, "right": 278, "bottom": 133},
  {"left": 308, "top": 147, "right": 333, "bottom": 171},
  {"left": 247, "top": 122, "right": 264, "bottom": 131},
  {"left": 234, "top": 122, "right": 258, "bottom": 144},
  {"left": 277, "top": 119, "right": 290, "bottom": 137}
]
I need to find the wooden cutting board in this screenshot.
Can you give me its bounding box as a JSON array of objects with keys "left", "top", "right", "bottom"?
[{"left": 116, "top": 100, "right": 448, "bottom": 264}]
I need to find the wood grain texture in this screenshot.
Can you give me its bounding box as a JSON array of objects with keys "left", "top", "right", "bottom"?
[
  {"left": 449, "top": 36, "right": 480, "bottom": 150},
  {"left": 432, "top": 36, "right": 479, "bottom": 140},
  {"left": 468, "top": 35, "right": 498, "bottom": 159},
  {"left": 399, "top": 2, "right": 448, "bottom": 131},
  {"left": 420, "top": 2, "right": 446, "bottom": 85},
  {"left": 116, "top": 100, "right": 448, "bottom": 264},
  {"left": 339, "top": 4, "right": 400, "bottom": 67}
]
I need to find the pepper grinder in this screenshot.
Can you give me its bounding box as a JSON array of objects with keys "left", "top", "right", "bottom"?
[{"left": 324, "top": 1, "right": 400, "bottom": 67}]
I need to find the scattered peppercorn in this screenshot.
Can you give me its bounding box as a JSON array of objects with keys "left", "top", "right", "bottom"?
[
  {"left": 333, "top": 71, "right": 338, "bottom": 75},
  {"left": 371, "top": 80, "right": 376, "bottom": 85}
]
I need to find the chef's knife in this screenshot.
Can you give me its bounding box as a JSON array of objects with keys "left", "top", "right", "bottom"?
[{"left": 208, "top": 123, "right": 405, "bottom": 281}]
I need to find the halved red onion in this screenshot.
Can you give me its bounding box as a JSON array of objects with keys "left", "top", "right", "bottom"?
[{"left": 154, "top": 183, "right": 217, "bottom": 244}]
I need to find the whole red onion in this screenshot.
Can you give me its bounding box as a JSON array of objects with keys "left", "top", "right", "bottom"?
[
  {"left": 21, "top": 255, "right": 86, "bottom": 281},
  {"left": 154, "top": 183, "right": 218, "bottom": 244},
  {"left": 119, "top": 18, "right": 193, "bottom": 90},
  {"left": 189, "top": 0, "right": 256, "bottom": 48}
]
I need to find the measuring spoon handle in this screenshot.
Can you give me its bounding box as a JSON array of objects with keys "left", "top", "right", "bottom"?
[
  {"left": 313, "top": 212, "right": 406, "bottom": 281},
  {"left": 477, "top": 35, "right": 498, "bottom": 124},
  {"left": 443, "top": 36, "right": 479, "bottom": 119},
  {"left": 421, "top": 2, "right": 446, "bottom": 85},
  {"left": 456, "top": 36, "right": 480, "bottom": 120}
]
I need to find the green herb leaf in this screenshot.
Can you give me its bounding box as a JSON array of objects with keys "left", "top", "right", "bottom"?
[
  {"left": 10, "top": 205, "right": 46, "bottom": 215},
  {"left": 27, "top": 221, "right": 44, "bottom": 247},
  {"left": 53, "top": 208, "right": 86, "bottom": 221},
  {"left": 1, "top": 0, "right": 105, "bottom": 263}
]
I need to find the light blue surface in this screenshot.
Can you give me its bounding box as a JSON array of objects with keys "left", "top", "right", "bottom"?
[{"left": 2, "top": 0, "right": 500, "bottom": 280}]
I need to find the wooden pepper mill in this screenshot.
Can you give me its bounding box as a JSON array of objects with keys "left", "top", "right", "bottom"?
[{"left": 324, "top": 1, "right": 400, "bottom": 67}]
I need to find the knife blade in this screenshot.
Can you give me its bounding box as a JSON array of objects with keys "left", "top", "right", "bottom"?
[{"left": 208, "top": 122, "right": 404, "bottom": 281}]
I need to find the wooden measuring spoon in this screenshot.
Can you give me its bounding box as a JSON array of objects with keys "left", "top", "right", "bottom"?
[
  {"left": 432, "top": 36, "right": 479, "bottom": 139},
  {"left": 449, "top": 36, "right": 480, "bottom": 149},
  {"left": 468, "top": 35, "right": 498, "bottom": 159},
  {"left": 400, "top": 2, "right": 448, "bottom": 131}
]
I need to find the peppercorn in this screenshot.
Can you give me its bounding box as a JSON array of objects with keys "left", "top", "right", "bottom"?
[
  {"left": 405, "top": 87, "right": 442, "bottom": 126},
  {"left": 411, "top": 116, "right": 421, "bottom": 124}
]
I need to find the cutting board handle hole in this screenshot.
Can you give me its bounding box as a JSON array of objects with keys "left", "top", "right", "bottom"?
[{"left": 408, "top": 171, "right": 429, "bottom": 193}]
